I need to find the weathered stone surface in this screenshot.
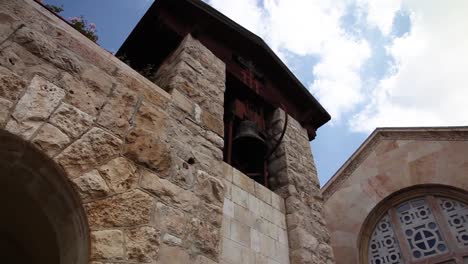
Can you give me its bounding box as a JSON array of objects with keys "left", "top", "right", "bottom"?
[
  {"left": 188, "top": 218, "right": 221, "bottom": 260},
  {"left": 85, "top": 189, "right": 153, "bottom": 228},
  {"left": 255, "top": 253, "right": 269, "bottom": 264},
  {"left": 222, "top": 163, "right": 234, "bottom": 182},
  {"left": 91, "top": 230, "right": 124, "bottom": 260},
  {"left": 271, "top": 208, "right": 287, "bottom": 229},
  {"left": 98, "top": 157, "right": 137, "bottom": 193},
  {"left": 254, "top": 182, "right": 272, "bottom": 205},
  {"left": 22, "top": 76, "right": 64, "bottom": 111},
  {"left": 97, "top": 85, "right": 138, "bottom": 137},
  {"left": 0, "top": 66, "right": 26, "bottom": 101},
  {"left": 195, "top": 170, "right": 224, "bottom": 207},
  {"left": 162, "top": 233, "right": 182, "bottom": 246},
  {"left": 0, "top": 12, "right": 20, "bottom": 40},
  {"left": 5, "top": 118, "right": 42, "bottom": 140},
  {"left": 0, "top": 97, "right": 12, "bottom": 126},
  {"left": 7, "top": 75, "right": 65, "bottom": 138},
  {"left": 170, "top": 156, "right": 197, "bottom": 190},
  {"left": 271, "top": 192, "right": 286, "bottom": 213},
  {"left": 286, "top": 211, "right": 307, "bottom": 232},
  {"left": 154, "top": 202, "right": 188, "bottom": 237},
  {"left": 140, "top": 169, "right": 196, "bottom": 211},
  {"left": 290, "top": 249, "right": 313, "bottom": 264},
  {"left": 223, "top": 181, "right": 233, "bottom": 201},
  {"left": 230, "top": 219, "right": 250, "bottom": 247},
  {"left": 0, "top": 41, "right": 62, "bottom": 81},
  {"left": 158, "top": 244, "right": 190, "bottom": 264},
  {"left": 284, "top": 195, "right": 307, "bottom": 215},
  {"left": 193, "top": 135, "right": 223, "bottom": 160},
  {"left": 317, "top": 243, "right": 334, "bottom": 259},
  {"left": 232, "top": 168, "right": 255, "bottom": 194},
  {"left": 125, "top": 128, "right": 171, "bottom": 176},
  {"left": 113, "top": 67, "right": 170, "bottom": 108},
  {"left": 49, "top": 102, "right": 94, "bottom": 138},
  {"left": 205, "top": 130, "right": 224, "bottom": 149},
  {"left": 193, "top": 255, "right": 218, "bottom": 264},
  {"left": 31, "top": 123, "right": 70, "bottom": 157},
  {"left": 278, "top": 228, "right": 288, "bottom": 245},
  {"left": 55, "top": 127, "right": 122, "bottom": 178},
  {"left": 56, "top": 72, "right": 108, "bottom": 116},
  {"left": 221, "top": 237, "right": 248, "bottom": 264},
  {"left": 223, "top": 198, "right": 234, "bottom": 219},
  {"left": 197, "top": 201, "right": 223, "bottom": 228},
  {"left": 231, "top": 184, "right": 249, "bottom": 208},
  {"left": 72, "top": 169, "right": 110, "bottom": 201},
  {"left": 289, "top": 228, "right": 318, "bottom": 251},
  {"left": 154, "top": 34, "right": 225, "bottom": 141},
  {"left": 14, "top": 27, "right": 83, "bottom": 73},
  {"left": 259, "top": 234, "right": 275, "bottom": 258},
  {"left": 171, "top": 89, "right": 194, "bottom": 116},
  {"left": 264, "top": 108, "right": 334, "bottom": 263},
  {"left": 133, "top": 101, "right": 167, "bottom": 134},
  {"left": 125, "top": 226, "right": 159, "bottom": 262},
  {"left": 81, "top": 65, "right": 114, "bottom": 95},
  {"left": 202, "top": 110, "right": 223, "bottom": 136},
  {"left": 154, "top": 35, "right": 225, "bottom": 99}
]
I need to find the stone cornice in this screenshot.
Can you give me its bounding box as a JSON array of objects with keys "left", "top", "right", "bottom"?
[{"left": 321, "top": 126, "right": 468, "bottom": 200}]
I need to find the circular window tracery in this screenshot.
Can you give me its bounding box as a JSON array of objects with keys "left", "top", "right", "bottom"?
[{"left": 368, "top": 194, "right": 468, "bottom": 264}]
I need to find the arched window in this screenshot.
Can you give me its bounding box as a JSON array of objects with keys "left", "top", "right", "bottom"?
[{"left": 363, "top": 187, "right": 468, "bottom": 264}]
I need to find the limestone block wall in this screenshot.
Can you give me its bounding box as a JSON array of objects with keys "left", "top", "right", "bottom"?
[
  {"left": 266, "top": 109, "right": 335, "bottom": 264},
  {"left": 220, "top": 165, "right": 289, "bottom": 264},
  {"left": 0, "top": 1, "right": 225, "bottom": 263},
  {"left": 322, "top": 128, "right": 468, "bottom": 264},
  {"left": 0, "top": 1, "right": 335, "bottom": 263}
]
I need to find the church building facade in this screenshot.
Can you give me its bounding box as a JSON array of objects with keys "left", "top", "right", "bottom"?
[{"left": 323, "top": 127, "right": 468, "bottom": 264}]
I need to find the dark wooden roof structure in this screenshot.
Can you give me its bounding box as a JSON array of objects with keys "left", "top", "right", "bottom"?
[{"left": 117, "top": 0, "right": 331, "bottom": 139}]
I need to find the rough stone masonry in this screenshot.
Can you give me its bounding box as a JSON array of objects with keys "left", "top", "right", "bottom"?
[{"left": 0, "top": 0, "right": 335, "bottom": 263}]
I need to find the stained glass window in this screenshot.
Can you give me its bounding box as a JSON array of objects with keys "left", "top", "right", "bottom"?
[
  {"left": 368, "top": 195, "right": 468, "bottom": 264},
  {"left": 396, "top": 198, "right": 447, "bottom": 259},
  {"left": 368, "top": 214, "right": 403, "bottom": 264},
  {"left": 438, "top": 197, "right": 468, "bottom": 248}
]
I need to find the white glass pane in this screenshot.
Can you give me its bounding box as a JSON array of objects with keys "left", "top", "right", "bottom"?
[
  {"left": 368, "top": 214, "right": 403, "bottom": 264},
  {"left": 396, "top": 198, "right": 448, "bottom": 260},
  {"left": 438, "top": 197, "right": 468, "bottom": 248}
]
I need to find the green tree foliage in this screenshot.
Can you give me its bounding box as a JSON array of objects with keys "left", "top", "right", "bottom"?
[
  {"left": 45, "top": 4, "right": 64, "bottom": 13},
  {"left": 68, "top": 16, "right": 98, "bottom": 43},
  {"left": 38, "top": 1, "right": 99, "bottom": 43}
]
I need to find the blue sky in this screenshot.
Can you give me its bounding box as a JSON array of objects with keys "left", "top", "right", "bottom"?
[{"left": 43, "top": 0, "right": 468, "bottom": 186}]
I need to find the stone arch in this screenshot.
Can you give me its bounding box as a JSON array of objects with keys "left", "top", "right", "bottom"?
[
  {"left": 0, "top": 129, "right": 90, "bottom": 264},
  {"left": 358, "top": 184, "right": 468, "bottom": 264}
]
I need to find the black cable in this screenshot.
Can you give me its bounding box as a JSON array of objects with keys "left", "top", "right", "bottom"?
[{"left": 264, "top": 108, "right": 288, "bottom": 160}]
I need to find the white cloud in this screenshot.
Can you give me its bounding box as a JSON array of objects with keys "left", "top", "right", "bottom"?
[
  {"left": 207, "top": 0, "right": 468, "bottom": 132},
  {"left": 208, "top": 0, "right": 267, "bottom": 36},
  {"left": 351, "top": 0, "right": 468, "bottom": 132},
  {"left": 310, "top": 37, "right": 370, "bottom": 120},
  {"left": 357, "top": 0, "right": 402, "bottom": 35},
  {"left": 207, "top": 0, "right": 371, "bottom": 121}
]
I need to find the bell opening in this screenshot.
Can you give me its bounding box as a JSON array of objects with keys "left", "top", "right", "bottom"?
[
  {"left": 231, "top": 120, "right": 268, "bottom": 183},
  {"left": 224, "top": 72, "right": 274, "bottom": 187}
]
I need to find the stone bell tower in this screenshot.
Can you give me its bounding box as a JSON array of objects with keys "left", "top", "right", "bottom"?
[
  {"left": 0, "top": 0, "right": 334, "bottom": 263},
  {"left": 117, "top": 0, "right": 334, "bottom": 263}
]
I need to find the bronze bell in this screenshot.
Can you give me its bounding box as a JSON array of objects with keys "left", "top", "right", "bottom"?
[{"left": 232, "top": 120, "right": 268, "bottom": 162}]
